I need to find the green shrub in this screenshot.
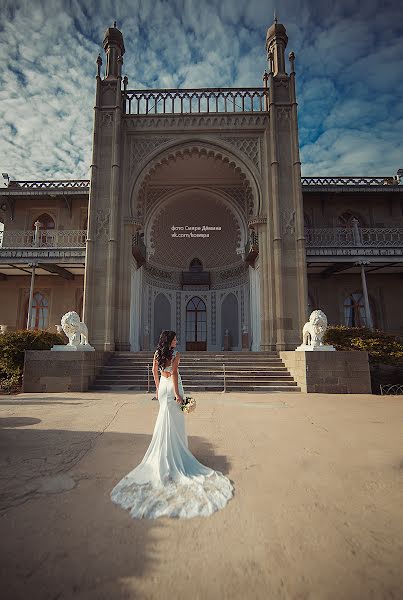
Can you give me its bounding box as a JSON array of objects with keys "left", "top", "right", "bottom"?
[
  {"left": 324, "top": 326, "right": 403, "bottom": 366},
  {"left": 0, "top": 329, "right": 65, "bottom": 392}
]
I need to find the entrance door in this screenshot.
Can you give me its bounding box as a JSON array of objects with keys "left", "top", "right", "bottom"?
[{"left": 186, "top": 296, "right": 207, "bottom": 351}]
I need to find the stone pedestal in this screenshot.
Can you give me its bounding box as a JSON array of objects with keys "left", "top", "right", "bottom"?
[
  {"left": 295, "top": 344, "right": 335, "bottom": 352},
  {"left": 23, "top": 350, "right": 113, "bottom": 393},
  {"left": 51, "top": 344, "right": 95, "bottom": 352},
  {"left": 280, "top": 351, "right": 371, "bottom": 394}
]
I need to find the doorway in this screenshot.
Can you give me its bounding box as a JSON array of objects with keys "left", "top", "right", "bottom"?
[{"left": 186, "top": 296, "right": 207, "bottom": 351}]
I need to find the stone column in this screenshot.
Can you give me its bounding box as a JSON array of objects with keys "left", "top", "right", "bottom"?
[
  {"left": 250, "top": 216, "right": 273, "bottom": 351},
  {"left": 289, "top": 51, "right": 308, "bottom": 332}
]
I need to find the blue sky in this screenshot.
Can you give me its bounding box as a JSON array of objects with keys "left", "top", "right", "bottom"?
[{"left": 0, "top": 0, "right": 402, "bottom": 180}]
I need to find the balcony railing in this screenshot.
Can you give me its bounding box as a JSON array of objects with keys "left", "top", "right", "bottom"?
[
  {"left": 302, "top": 176, "right": 401, "bottom": 187},
  {"left": 0, "top": 230, "right": 87, "bottom": 249},
  {"left": 123, "top": 87, "right": 267, "bottom": 116},
  {"left": 4, "top": 180, "right": 90, "bottom": 190},
  {"left": 305, "top": 227, "right": 403, "bottom": 248}
]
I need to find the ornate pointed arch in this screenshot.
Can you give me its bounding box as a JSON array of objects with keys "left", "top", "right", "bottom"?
[{"left": 128, "top": 139, "right": 262, "bottom": 224}]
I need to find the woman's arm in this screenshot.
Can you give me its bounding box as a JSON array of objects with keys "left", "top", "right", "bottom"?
[
  {"left": 152, "top": 351, "right": 160, "bottom": 391},
  {"left": 171, "top": 352, "right": 182, "bottom": 401}
]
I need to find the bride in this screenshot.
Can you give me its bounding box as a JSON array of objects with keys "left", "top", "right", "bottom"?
[{"left": 110, "top": 330, "right": 234, "bottom": 519}]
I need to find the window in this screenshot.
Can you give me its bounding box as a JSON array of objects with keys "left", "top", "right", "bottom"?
[
  {"left": 186, "top": 296, "right": 207, "bottom": 342},
  {"left": 26, "top": 292, "right": 49, "bottom": 330},
  {"left": 32, "top": 213, "right": 55, "bottom": 246},
  {"left": 0, "top": 221, "right": 4, "bottom": 248},
  {"left": 344, "top": 292, "right": 367, "bottom": 327}
]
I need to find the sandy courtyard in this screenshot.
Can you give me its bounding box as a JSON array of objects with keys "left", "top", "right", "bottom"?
[{"left": 0, "top": 391, "right": 402, "bottom": 600}]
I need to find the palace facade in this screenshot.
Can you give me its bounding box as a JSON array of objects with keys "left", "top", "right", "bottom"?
[{"left": 1, "top": 21, "right": 402, "bottom": 352}]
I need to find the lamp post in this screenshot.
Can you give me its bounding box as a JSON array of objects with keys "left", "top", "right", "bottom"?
[{"left": 26, "top": 221, "right": 41, "bottom": 330}]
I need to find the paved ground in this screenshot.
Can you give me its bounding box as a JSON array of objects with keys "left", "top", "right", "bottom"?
[{"left": 0, "top": 390, "right": 402, "bottom": 600}]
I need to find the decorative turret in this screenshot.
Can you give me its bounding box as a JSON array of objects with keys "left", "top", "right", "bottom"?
[
  {"left": 266, "top": 18, "right": 288, "bottom": 77},
  {"left": 103, "top": 21, "right": 125, "bottom": 79}
]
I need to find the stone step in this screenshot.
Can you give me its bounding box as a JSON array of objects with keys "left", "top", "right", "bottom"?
[
  {"left": 107, "top": 355, "right": 281, "bottom": 364},
  {"left": 88, "top": 384, "right": 301, "bottom": 392},
  {"left": 101, "top": 366, "right": 288, "bottom": 373},
  {"left": 112, "top": 350, "right": 279, "bottom": 354},
  {"left": 91, "top": 351, "right": 300, "bottom": 393},
  {"left": 95, "top": 377, "right": 295, "bottom": 385}
]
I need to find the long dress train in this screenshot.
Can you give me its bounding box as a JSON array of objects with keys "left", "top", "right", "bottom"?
[{"left": 110, "top": 349, "right": 234, "bottom": 519}]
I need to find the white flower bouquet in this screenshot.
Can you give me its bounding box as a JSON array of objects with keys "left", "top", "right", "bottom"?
[{"left": 180, "top": 396, "right": 196, "bottom": 413}]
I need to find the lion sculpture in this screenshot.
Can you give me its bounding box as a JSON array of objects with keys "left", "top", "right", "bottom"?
[
  {"left": 61, "top": 311, "right": 89, "bottom": 347},
  {"left": 302, "top": 310, "right": 328, "bottom": 347}
]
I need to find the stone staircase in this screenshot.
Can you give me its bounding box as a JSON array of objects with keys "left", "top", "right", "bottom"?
[{"left": 89, "top": 351, "right": 300, "bottom": 392}]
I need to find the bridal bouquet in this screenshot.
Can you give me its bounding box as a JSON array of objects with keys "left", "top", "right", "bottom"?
[{"left": 180, "top": 396, "right": 196, "bottom": 414}]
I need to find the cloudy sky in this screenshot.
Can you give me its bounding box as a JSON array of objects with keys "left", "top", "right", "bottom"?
[{"left": 0, "top": 0, "right": 402, "bottom": 181}]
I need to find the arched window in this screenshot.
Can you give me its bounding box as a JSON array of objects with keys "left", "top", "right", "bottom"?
[
  {"left": 344, "top": 292, "right": 367, "bottom": 327},
  {"left": 221, "top": 293, "right": 239, "bottom": 347},
  {"left": 26, "top": 292, "right": 49, "bottom": 330},
  {"left": 32, "top": 213, "right": 55, "bottom": 231},
  {"left": 32, "top": 213, "right": 55, "bottom": 246}
]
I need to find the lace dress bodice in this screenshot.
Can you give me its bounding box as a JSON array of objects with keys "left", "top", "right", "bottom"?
[{"left": 157, "top": 348, "right": 178, "bottom": 373}]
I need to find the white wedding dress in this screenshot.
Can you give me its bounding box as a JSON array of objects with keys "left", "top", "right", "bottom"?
[{"left": 110, "top": 349, "right": 234, "bottom": 519}]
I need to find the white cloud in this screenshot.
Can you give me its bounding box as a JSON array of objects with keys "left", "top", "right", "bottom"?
[{"left": 0, "top": 0, "right": 401, "bottom": 180}]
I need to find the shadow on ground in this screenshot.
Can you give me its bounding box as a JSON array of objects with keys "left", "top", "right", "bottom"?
[{"left": 0, "top": 422, "right": 233, "bottom": 600}]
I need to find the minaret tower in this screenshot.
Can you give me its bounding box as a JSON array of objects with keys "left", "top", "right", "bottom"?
[
  {"left": 263, "top": 17, "right": 308, "bottom": 350},
  {"left": 83, "top": 23, "right": 128, "bottom": 351}
]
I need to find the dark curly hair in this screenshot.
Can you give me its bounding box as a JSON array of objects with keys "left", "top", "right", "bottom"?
[{"left": 155, "top": 330, "right": 176, "bottom": 370}]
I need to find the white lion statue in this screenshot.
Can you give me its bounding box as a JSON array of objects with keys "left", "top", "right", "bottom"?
[
  {"left": 61, "top": 311, "right": 89, "bottom": 347},
  {"left": 302, "top": 310, "right": 328, "bottom": 347}
]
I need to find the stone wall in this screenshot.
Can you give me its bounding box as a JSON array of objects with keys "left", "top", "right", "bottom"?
[
  {"left": 23, "top": 350, "right": 112, "bottom": 393},
  {"left": 280, "top": 350, "right": 371, "bottom": 394}
]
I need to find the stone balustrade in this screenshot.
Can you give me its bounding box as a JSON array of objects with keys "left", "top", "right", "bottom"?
[
  {"left": 0, "top": 230, "right": 87, "bottom": 249},
  {"left": 122, "top": 87, "right": 268, "bottom": 115}
]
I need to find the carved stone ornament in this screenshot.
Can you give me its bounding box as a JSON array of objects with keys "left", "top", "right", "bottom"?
[
  {"left": 124, "top": 114, "right": 269, "bottom": 131},
  {"left": 277, "top": 106, "right": 291, "bottom": 121},
  {"left": 296, "top": 310, "right": 335, "bottom": 352},
  {"left": 51, "top": 311, "right": 95, "bottom": 352},
  {"left": 216, "top": 135, "right": 261, "bottom": 171},
  {"left": 101, "top": 111, "right": 113, "bottom": 129},
  {"left": 95, "top": 208, "right": 110, "bottom": 239},
  {"left": 248, "top": 215, "right": 267, "bottom": 226},
  {"left": 280, "top": 208, "right": 295, "bottom": 236},
  {"left": 129, "top": 136, "right": 175, "bottom": 171}
]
